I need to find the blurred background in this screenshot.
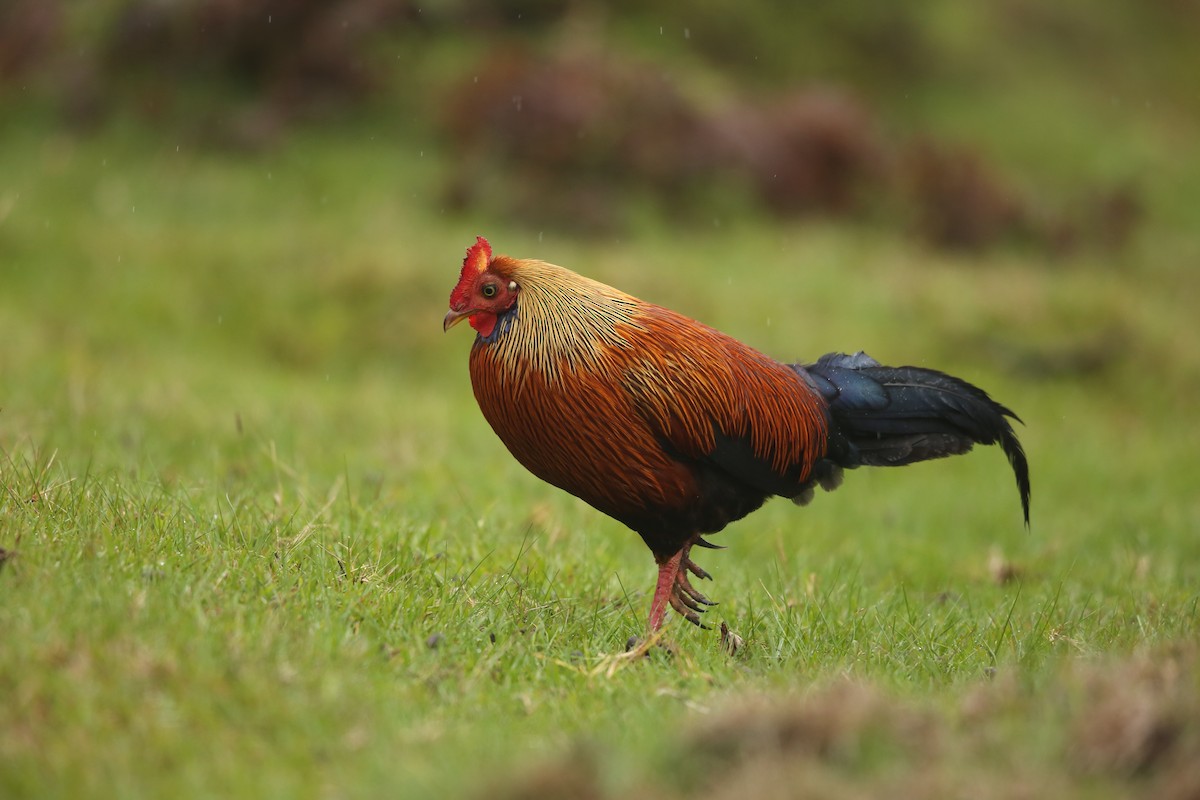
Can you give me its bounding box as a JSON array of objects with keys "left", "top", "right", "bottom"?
[
  {"left": 4, "top": 0, "right": 1192, "bottom": 243},
  {"left": 2, "top": 0, "right": 1199, "bottom": 519},
  {"left": 3, "top": 2, "right": 1197, "bottom": 293}
]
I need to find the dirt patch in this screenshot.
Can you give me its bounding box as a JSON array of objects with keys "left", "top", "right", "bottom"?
[
  {"left": 476, "top": 745, "right": 602, "bottom": 800},
  {"left": 482, "top": 645, "right": 1200, "bottom": 800},
  {"left": 1070, "top": 646, "right": 1199, "bottom": 777}
]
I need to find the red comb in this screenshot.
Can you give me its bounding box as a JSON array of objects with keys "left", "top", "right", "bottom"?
[
  {"left": 461, "top": 236, "right": 492, "bottom": 279},
  {"left": 449, "top": 236, "right": 493, "bottom": 310}
]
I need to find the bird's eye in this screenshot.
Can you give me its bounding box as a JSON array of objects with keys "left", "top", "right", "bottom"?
[{"left": 481, "top": 283, "right": 498, "bottom": 299}]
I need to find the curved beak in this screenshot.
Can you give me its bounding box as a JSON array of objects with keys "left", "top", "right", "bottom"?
[{"left": 443, "top": 308, "right": 471, "bottom": 332}]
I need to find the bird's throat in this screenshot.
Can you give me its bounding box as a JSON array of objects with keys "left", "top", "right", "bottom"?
[{"left": 471, "top": 304, "right": 519, "bottom": 343}]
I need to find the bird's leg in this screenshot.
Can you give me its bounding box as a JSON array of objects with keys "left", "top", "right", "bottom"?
[
  {"left": 647, "top": 550, "right": 684, "bottom": 632},
  {"left": 617, "top": 546, "right": 714, "bottom": 664},
  {"left": 645, "top": 541, "right": 719, "bottom": 632}
]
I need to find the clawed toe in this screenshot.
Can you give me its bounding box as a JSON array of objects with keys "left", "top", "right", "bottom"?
[
  {"left": 684, "top": 557, "right": 712, "bottom": 581},
  {"left": 669, "top": 592, "right": 708, "bottom": 627},
  {"left": 670, "top": 567, "right": 715, "bottom": 627},
  {"left": 679, "top": 575, "right": 715, "bottom": 606}
]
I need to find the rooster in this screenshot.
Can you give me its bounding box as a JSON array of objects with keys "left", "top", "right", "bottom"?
[{"left": 444, "top": 237, "right": 1030, "bottom": 633}]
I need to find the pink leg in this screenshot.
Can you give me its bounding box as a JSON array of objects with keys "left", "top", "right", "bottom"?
[
  {"left": 647, "top": 551, "right": 683, "bottom": 632},
  {"left": 646, "top": 544, "right": 718, "bottom": 632}
]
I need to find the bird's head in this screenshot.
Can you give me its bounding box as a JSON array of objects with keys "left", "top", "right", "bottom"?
[{"left": 444, "top": 236, "right": 520, "bottom": 339}]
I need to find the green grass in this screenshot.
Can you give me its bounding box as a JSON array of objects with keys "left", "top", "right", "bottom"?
[{"left": 2, "top": 95, "right": 1199, "bottom": 798}]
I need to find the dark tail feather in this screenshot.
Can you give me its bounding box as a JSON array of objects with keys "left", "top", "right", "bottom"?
[{"left": 796, "top": 351, "right": 1031, "bottom": 526}]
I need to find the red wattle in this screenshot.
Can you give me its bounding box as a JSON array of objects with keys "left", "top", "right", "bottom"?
[{"left": 470, "top": 312, "right": 497, "bottom": 338}]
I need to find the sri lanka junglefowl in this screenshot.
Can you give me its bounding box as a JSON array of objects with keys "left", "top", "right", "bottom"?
[{"left": 444, "top": 237, "right": 1030, "bottom": 633}]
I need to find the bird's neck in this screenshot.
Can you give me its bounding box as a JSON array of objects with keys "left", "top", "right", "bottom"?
[{"left": 473, "top": 264, "right": 645, "bottom": 380}]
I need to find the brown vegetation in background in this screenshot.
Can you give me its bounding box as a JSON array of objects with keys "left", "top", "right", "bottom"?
[
  {"left": 0, "top": 1, "right": 62, "bottom": 81},
  {"left": 0, "top": 0, "right": 422, "bottom": 145},
  {"left": 103, "top": 0, "right": 415, "bottom": 105},
  {"left": 902, "top": 139, "right": 1033, "bottom": 251},
  {"left": 0, "top": 0, "right": 1144, "bottom": 252},
  {"left": 97, "top": 0, "right": 417, "bottom": 145},
  {"left": 441, "top": 45, "right": 889, "bottom": 234},
  {"left": 440, "top": 42, "right": 1140, "bottom": 252}
]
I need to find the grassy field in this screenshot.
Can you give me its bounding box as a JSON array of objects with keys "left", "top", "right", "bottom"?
[{"left": 2, "top": 77, "right": 1200, "bottom": 798}]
